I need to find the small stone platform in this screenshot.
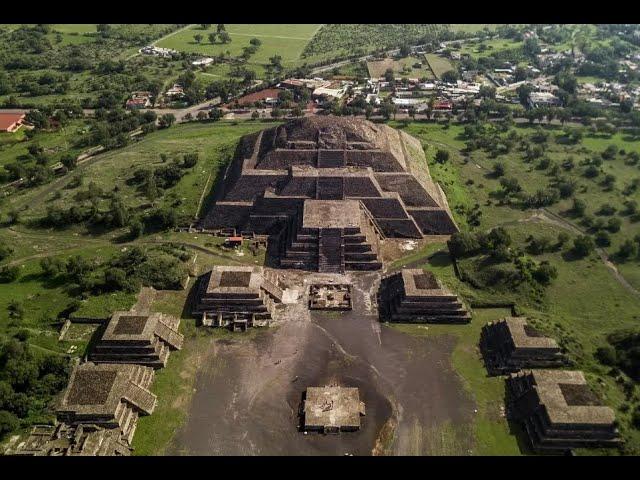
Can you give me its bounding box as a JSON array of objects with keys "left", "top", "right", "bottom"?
[
  {"left": 303, "top": 386, "right": 366, "bottom": 433},
  {"left": 309, "top": 284, "right": 352, "bottom": 310}
]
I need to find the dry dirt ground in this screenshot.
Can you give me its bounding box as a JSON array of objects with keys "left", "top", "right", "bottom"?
[{"left": 167, "top": 271, "right": 475, "bottom": 456}]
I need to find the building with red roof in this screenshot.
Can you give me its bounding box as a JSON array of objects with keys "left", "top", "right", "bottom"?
[{"left": 0, "top": 113, "right": 26, "bottom": 133}]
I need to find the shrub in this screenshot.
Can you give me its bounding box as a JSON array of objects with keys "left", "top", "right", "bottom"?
[
  {"left": 595, "top": 345, "right": 617, "bottom": 365},
  {"left": 0, "top": 410, "right": 20, "bottom": 437},
  {"left": 572, "top": 235, "right": 595, "bottom": 258},
  {"left": 0, "top": 265, "right": 20, "bottom": 283},
  {"left": 595, "top": 231, "right": 611, "bottom": 247},
  {"left": 447, "top": 231, "right": 482, "bottom": 258},
  {"left": 532, "top": 261, "right": 558, "bottom": 285},
  {"left": 434, "top": 149, "right": 450, "bottom": 164}
]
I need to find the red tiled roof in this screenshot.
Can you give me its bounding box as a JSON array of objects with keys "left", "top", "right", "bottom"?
[
  {"left": 225, "top": 88, "right": 282, "bottom": 108},
  {"left": 0, "top": 113, "right": 25, "bottom": 131}
]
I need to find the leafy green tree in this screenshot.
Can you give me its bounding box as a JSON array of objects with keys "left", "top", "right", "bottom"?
[
  {"left": 158, "top": 114, "right": 176, "bottom": 129},
  {"left": 194, "top": 34, "right": 203, "bottom": 44},
  {"left": 617, "top": 240, "right": 638, "bottom": 260},
  {"left": 0, "top": 410, "right": 20, "bottom": 437},
  {"left": 571, "top": 235, "right": 595, "bottom": 258},
  {"left": 0, "top": 245, "right": 13, "bottom": 262},
  {"left": 0, "top": 266, "right": 19, "bottom": 283},
  {"left": 434, "top": 149, "right": 450, "bottom": 164}
]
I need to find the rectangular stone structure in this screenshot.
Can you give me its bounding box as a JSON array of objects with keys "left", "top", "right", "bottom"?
[
  {"left": 57, "top": 362, "right": 156, "bottom": 445},
  {"left": 90, "top": 311, "right": 183, "bottom": 369},
  {"left": 480, "top": 317, "right": 566, "bottom": 375},
  {"left": 303, "top": 386, "right": 366, "bottom": 433},
  {"left": 378, "top": 269, "right": 471, "bottom": 323},
  {"left": 507, "top": 369, "right": 621, "bottom": 453},
  {"left": 193, "top": 266, "right": 283, "bottom": 330}
]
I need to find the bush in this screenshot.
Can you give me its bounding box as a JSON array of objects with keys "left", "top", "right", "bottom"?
[
  {"left": 595, "top": 345, "right": 617, "bottom": 366},
  {"left": 606, "top": 217, "right": 622, "bottom": 233},
  {"left": 447, "top": 231, "right": 482, "bottom": 258},
  {"left": 434, "top": 149, "right": 450, "bottom": 164},
  {"left": 532, "top": 261, "right": 557, "bottom": 285},
  {"left": 595, "top": 231, "right": 611, "bottom": 247},
  {"left": 617, "top": 240, "right": 638, "bottom": 260},
  {"left": 0, "top": 410, "right": 20, "bottom": 437},
  {"left": 0, "top": 245, "right": 13, "bottom": 261},
  {"left": 0, "top": 265, "right": 20, "bottom": 283},
  {"left": 572, "top": 235, "right": 595, "bottom": 258}
]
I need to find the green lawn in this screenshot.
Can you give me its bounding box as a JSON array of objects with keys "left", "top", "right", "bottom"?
[
  {"left": 424, "top": 53, "right": 455, "bottom": 79},
  {"left": 156, "top": 24, "right": 321, "bottom": 71}
]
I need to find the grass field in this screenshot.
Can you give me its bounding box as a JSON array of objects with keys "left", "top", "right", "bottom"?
[
  {"left": 448, "top": 24, "right": 502, "bottom": 34},
  {"left": 424, "top": 53, "right": 455, "bottom": 79},
  {"left": 6, "top": 121, "right": 274, "bottom": 223},
  {"left": 367, "top": 56, "right": 434, "bottom": 80},
  {"left": 456, "top": 38, "right": 522, "bottom": 58},
  {"left": 156, "top": 24, "right": 321, "bottom": 70}
]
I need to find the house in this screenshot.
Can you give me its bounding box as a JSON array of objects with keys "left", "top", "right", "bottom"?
[
  {"left": 139, "top": 45, "right": 177, "bottom": 58},
  {"left": 165, "top": 84, "right": 185, "bottom": 98},
  {"left": 434, "top": 99, "right": 453, "bottom": 111},
  {"left": 224, "top": 88, "right": 282, "bottom": 108},
  {"left": 125, "top": 91, "right": 152, "bottom": 110},
  {"left": 312, "top": 83, "right": 347, "bottom": 102},
  {"left": 462, "top": 70, "right": 478, "bottom": 82},
  {"left": 529, "top": 92, "right": 562, "bottom": 108},
  {"left": 0, "top": 113, "right": 26, "bottom": 133},
  {"left": 192, "top": 57, "right": 214, "bottom": 67}
]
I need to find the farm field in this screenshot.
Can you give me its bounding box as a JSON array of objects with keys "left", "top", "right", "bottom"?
[
  {"left": 156, "top": 24, "right": 321, "bottom": 68},
  {"left": 448, "top": 24, "right": 501, "bottom": 34},
  {"left": 455, "top": 38, "right": 522, "bottom": 58},
  {"left": 424, "top": 53, "right": 454, "bottom": 79},
  {"left": 367, "top": 56, "right": 434, "bottom": 80}
]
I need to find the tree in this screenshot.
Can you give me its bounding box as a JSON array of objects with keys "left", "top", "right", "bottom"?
[
  {"left": 532, "top": 261, "right": 558, "bottom": 285},
  {"left": 219, "top": 31, "right": 231, "bottom": 44},
  {"left": 572, "top": 235, "right": 595, "bottom": 258},
  {"left": 217, "top": 24, "right": 226, "bottom": 33},
  {"left": 379, "top": 100, "right": 397, "bottom": 121},
  {"left": 269, "top": 55, "right": 283, "bottom": 70},
  {"left": 194, "top": 34, "right": 203, "bottom": 44},
  {"left": 251, "top": 110, "right": 260, "bottom": 120},
  {"left": 0, "top": 411, "right": 20, "bottom": 437},
  {"left": 96, "top": 24, "right": 112, "bottom": 38},
  {"left": 0, "top": 245, "right": 13, "bottom": 262},
  {"left": 572, "top": 198, "right": 587, "bottom": 217},
  {"left": 500, "top": 177, "right": 522, "bottom": 195},
  {"left": 441, "top": 70, "right": 459, "bottom": 84},
  {"left": 384, "top": 68, "right": 395, "bottom": 82},
  {"left": 158, "top": 114, "right": 175, "bottom": 129},
  {"left": 208, "top": 32, "right": 217, "bottom": 45},
  {"left": 208, "top": 108, "right": 223, "bottom": 121},
  {"left": 492, "top": 162, "right": 505, "bottom": 177},
  {"left": 595, "top": 231, "right": 611, "bottom": 247},
  {"left": 434, "top": 149, "right": 450, "bottom": 164},
  {"left": 617, "top": 240, "right": 638, "bottom": 260},
  {"left": 516, "top": 83, "right": 533, "bottom": 107},
  {"left": 0, "top": 266, "right": 20, "bottom": 283},
  {"left": 61, "top": 154, "right": 77, "bottom": 170}
]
